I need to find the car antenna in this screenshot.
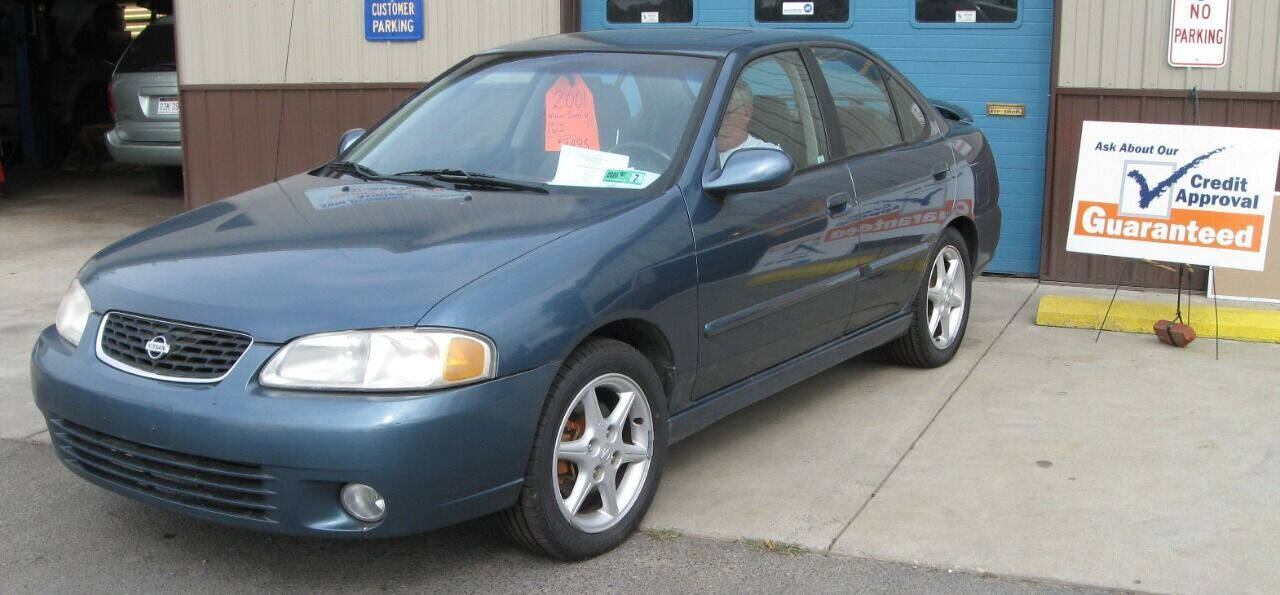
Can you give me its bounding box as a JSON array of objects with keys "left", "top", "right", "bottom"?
[{"left": 272, "top": 1, "right": 299, "bottom": 183}]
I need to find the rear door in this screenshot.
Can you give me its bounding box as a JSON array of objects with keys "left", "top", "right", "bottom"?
[
  {"left": 111, "top": 21, "right": 179, "bottom": 144},
  {"left": 811, "top": 47, "right": 955, "bottom": 331},
  {"left": 690, "top": 49, "right": 859, "bottom": 397}
]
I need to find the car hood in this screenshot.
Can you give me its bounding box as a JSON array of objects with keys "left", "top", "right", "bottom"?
[{"left": 81, "top": 173, "right": 635, "bottom": 343}]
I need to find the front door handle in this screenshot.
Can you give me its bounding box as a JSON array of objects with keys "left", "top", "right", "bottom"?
[
  {"left": 931, "top": 164, "right": 950, "bottom": 181},
  {"left": 826, "top": 192, "right": 851, "bottom": 215}
]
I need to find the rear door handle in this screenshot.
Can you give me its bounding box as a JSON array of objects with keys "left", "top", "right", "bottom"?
[
  {"left": 826, "top": 192, "right": 851, "bottom": 215},
  {"left": 931, "top": 164, "right": 950, "bottom": 181}
]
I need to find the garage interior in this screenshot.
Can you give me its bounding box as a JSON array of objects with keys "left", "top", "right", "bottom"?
[{"left": 0, "top": 0, "right": 175, "bottom": 194}]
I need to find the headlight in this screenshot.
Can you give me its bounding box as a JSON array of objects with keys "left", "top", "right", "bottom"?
[
  {"left": 55, "top": 280, "right": 93, "bottom": 347},
  {"left": 259, "top": 329, "right": 496, "bottom": 391}
]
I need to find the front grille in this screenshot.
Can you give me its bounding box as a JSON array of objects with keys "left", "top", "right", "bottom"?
[
  {"left": 50, "top": 418, "right": 277, "bottom": 521},
  {"left": 98, "top": 312, "right": 252, "bottom": 381}
]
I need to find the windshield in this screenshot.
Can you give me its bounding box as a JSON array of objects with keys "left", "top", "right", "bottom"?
[{"left": 344, "top": 52, "right": 716, "bottom": 192}]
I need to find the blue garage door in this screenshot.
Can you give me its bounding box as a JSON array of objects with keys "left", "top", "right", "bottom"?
[{"left": 582, "top": 0, "right": 1052, "bottom": 274}]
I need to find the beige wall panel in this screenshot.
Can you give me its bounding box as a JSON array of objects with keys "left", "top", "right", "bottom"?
[
  {"left": 175, "top": 0, "right": 294, "bottom": 85},
  {"left": 1059, "top": 0, "right": 1280, "bottom": 92},
  {"left": 176, "top": 0, "right": 560, "bottom": 86}
]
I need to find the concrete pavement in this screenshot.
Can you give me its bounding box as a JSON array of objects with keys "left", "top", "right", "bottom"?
[
  {"left": 648, "top": 278, "right": 1279, "bottom": 593},
  {"left": 835, "top": 284, "right": 1280, "bottom": 593},
  {"left": 642, "top": 278, "right": 1036, "bottom": 552},
  {"left": 0, "top": 172, "right": 182, "bottom": 442}
]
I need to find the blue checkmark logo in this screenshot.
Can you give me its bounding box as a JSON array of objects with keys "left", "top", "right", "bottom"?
[{"left": 1126, "top": 147, "right": 1225, "bottom": 209}]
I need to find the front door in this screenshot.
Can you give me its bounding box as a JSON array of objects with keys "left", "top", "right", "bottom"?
[{"left": 690, "top": 49, "right": 859, "bottom": 397}]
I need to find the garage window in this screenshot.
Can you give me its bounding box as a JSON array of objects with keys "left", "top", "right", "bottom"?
[
  {"left": 915, "top": 0, "right": 1017, "bottom": 24},
  {"left": 607, "top": 0, "right": 694, "bottom": 23},
  {"left": 754, "top": 0, "right": 850, "bottom": 23}
]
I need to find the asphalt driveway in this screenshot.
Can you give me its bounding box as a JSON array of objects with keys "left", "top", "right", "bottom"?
[{"left": 0, "top": 439, "right": 1104, "bottom": 594}]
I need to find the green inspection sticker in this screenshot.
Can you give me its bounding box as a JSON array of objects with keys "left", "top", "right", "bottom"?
[{"left": 602, "top": 168, "right": 646, "bottom": 185}]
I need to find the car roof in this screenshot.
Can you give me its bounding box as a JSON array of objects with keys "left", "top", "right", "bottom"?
[{"left": 483, "top": 28, "right": 862, "bottom": 58}]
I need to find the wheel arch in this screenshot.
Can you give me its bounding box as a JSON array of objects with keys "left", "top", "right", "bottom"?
[
  {"left": 944, "top": 214, "right": 979, "bottom": 268},
  {"left": 576, "top": 317, "right": 676, "bottom": 401}
]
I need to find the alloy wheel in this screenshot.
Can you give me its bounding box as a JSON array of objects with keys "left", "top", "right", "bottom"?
[
  {"left": 552, "top": 373, "right": 654, "bottom": 533},
  {"left": 926, "top": 245, "right": 967, "bottom": 349}
]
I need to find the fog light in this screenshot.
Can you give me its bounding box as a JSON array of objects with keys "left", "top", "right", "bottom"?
[{"left": 340, "top": 483, "right": 386, "bottom": 522}]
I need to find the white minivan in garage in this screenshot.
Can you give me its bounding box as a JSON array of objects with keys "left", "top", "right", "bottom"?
[{"left": 105, "top": 16, "right": 181, "bottom": 190}]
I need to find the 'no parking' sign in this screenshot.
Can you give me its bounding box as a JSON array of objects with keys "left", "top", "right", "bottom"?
[{"left": 1168, "top": 0, "right": 1230, "bottom": 67}]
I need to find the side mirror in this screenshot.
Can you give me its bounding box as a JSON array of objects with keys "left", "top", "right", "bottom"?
[
  {"left": 703, "top": 148, "right": 795, "bottom": 196},
  {"left": 337, "top": 128, "right": 366, "bottom": 157}
]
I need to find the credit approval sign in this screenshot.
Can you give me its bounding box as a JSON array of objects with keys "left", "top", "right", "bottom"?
[
  {"left": 1066, "top": 121, "right": 1280, "bottom": 271},
  {"left": 1168, "top": 0, "right": 1230, "bottom": 68}
]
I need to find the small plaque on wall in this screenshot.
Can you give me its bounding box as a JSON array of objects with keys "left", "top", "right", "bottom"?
[{"left": 987, "top": 103, "right": 1026, "bottom": 117}]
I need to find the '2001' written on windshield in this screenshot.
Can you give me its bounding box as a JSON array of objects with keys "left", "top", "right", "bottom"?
[{"left": 545, "top": 75, "right": 600, "bottom": 152}]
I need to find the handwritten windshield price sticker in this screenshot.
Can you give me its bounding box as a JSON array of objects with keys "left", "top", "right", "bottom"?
[
  {"left": 545, "top": 75, "right": 600, "bottom": 152},
  {"left": 602, "top": 169, "right": 645, "bottom": 186}
]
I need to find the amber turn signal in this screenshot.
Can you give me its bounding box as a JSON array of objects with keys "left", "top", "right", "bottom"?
[{"left": 444, "top": 336, "right": 490, "bottom": 382}]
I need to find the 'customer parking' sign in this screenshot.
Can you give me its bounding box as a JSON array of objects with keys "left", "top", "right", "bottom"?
[{"left": 365, "top": 0, "right": 424, "bottom": 42}]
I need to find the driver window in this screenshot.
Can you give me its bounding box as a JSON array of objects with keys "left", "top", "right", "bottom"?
[{"left": 719, "top": 51, "right": 828, "bottom": 168}]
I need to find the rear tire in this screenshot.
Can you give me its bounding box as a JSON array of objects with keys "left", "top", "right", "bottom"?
[
  {"left": 499, "top": 338, "right": 668, "bottom": 560},
  {"left": 885, "top": 227, "right": 972, "bottom": 368},
  {"left": 152, "top": 166, "right": 184, "bottom": 192}
]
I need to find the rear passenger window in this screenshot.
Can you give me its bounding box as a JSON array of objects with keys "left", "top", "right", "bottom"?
[
  {"left": 607, "top": 0, "right": 694, "bottom": 23},
  {"left": 886, "top": 77, "right": 930, "bottom": 143},
  {"left": 812, "top": 48, "right": 901, "bottom": 156}
]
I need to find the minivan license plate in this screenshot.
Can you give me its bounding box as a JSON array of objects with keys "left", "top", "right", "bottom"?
[{"left": 156, "top": 98, "right": 180, "bottom": 116}]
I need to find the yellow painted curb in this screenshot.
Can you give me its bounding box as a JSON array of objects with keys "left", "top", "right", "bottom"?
[{"left": 1035, "top": 295, "right": 1280, "bottom": 343}]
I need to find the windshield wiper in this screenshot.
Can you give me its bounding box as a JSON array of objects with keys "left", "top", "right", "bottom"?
[
  {"left": 393, "top": 169, "right": 549, "bottom": 194},
  {"left": 326, "top": 160, "right": 381, "bottom": 181},
  {"left": 327, "top": 161, "right": 454, "bottom": 189}
]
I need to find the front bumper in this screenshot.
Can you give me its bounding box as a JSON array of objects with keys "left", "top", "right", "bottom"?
[{"left": 31, "top": 317, "right": 558, "bottom": 537}]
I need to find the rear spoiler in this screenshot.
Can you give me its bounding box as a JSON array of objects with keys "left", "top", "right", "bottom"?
[{"left": 929, "top": 98, "right": 974, "bottom": 124}]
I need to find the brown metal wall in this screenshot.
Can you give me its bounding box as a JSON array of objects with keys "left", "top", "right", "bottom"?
[
  {"left": 561, "top": 0, "right": 581, "bottom": 33},
  {"left": 180, "top": 85, "right": 417, "bottom": 208},
  {"left": 1040, "top": 89, "right": 1280, "bottom": 288}
]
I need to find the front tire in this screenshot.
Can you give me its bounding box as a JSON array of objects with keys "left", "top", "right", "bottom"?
[
  {"left": 885, "top": 228, "right": 972, "bottom": 368},
  {"left": 500, "top": 338, "right": 668, "bottom": 560}
]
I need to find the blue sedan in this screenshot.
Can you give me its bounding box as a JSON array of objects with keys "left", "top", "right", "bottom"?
[{"left": 32, "top": 28, "right": 999, "bottom": 560}]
